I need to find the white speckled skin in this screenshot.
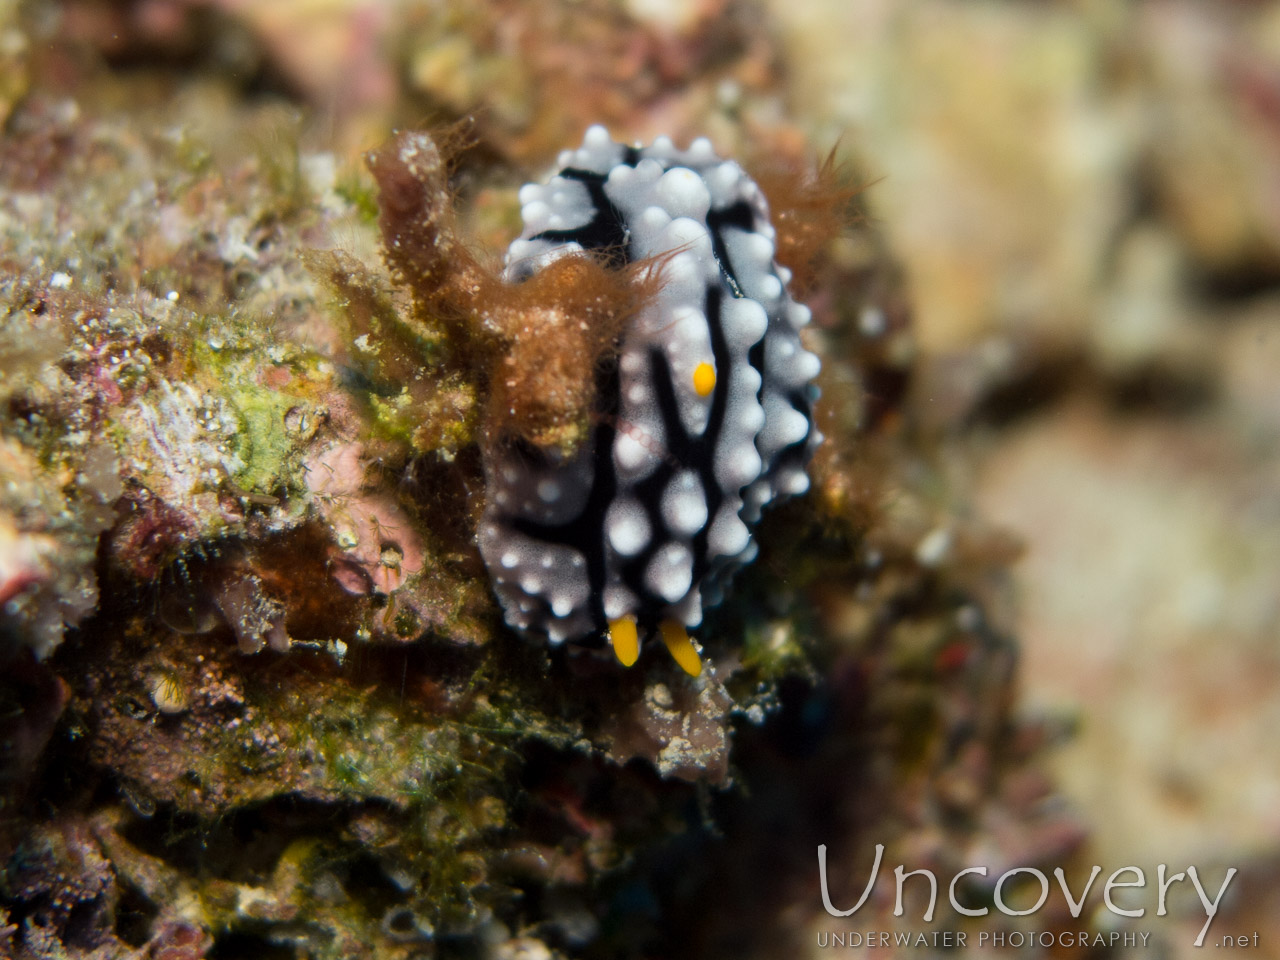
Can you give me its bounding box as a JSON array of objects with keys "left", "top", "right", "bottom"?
[{"left": 479, "top": 127, "right": 821, "bottom": 649}]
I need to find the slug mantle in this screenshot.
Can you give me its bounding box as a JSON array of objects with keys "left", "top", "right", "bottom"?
[{"left": 478, "top": 127, "right": 822, "bottom": 675}]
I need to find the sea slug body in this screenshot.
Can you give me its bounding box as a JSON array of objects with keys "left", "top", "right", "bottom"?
[{"left": 478, "top": 126, "right": 821, "bottom": 675}]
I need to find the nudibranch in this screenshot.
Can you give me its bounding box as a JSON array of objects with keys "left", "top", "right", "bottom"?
[{"left": 478, "top": 126, "right": 821, "bottom": 676}]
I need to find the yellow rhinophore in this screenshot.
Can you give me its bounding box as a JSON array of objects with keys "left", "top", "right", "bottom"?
[
  {"left": 692, "top": 362, "right": 716, "bottom": 397},
  {"left": 609, "top": 616, "right": 640, "bottom": 667},
  {"left": 659, "top": 619, "right": 703, "bottom": 677}
]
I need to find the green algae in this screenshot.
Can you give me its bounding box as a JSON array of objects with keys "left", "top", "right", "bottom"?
[{"left": 226, "top": 385, "right": 310, "bottom": 497}]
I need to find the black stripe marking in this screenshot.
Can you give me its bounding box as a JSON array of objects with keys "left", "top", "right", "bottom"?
[
  {"left": 614, "top": 285, "right": 733, "bottom": 628},
  {"left": 708, "top": 200, "right": 769, "bottom": 407},
  {"left": 508, "top": 375, "right": 619, "bottom": 640},
  {"left": 531, "top": 168, "right": 632, "bottom": 268},
  {"left": 706, "top": 200, "right": 756, "bottom": 299},
  {"left": 747, "top": 338, "right": 766, "bottom": 402},
  {"left": 690, "top": 287, "right": 731, "bottom": 585}
]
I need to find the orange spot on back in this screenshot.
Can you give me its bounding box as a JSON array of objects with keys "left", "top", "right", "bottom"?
[{"left": 693, "top": 362, "right": 716, "bottom": 397}]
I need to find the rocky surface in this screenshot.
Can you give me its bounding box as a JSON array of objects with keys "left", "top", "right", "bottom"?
[{"left": 1, "top": 1, "right": 1276, "bottom": 958}]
